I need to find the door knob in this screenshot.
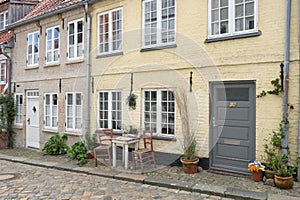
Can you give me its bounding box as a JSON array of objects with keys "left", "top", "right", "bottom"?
[{"left": 27, "top": 118, "right": 30, "bottom": 125}]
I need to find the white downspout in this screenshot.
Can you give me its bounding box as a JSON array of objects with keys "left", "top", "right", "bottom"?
[{"left": 85, "top": 1, "right": 91, "bottom": 134}]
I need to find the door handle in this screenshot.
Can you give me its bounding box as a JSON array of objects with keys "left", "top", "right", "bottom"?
[{"left": 27, "top": 118, "right": 30, "bottom": 125}]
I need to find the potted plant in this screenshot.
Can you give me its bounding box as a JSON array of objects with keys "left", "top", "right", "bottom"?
[
  {"left": 263, "top": 125, "right": 285, "bottom": 179},
  {"left": 273, "top": 154, "right": 296, "bottom": 189},
  {"left": 85, "top": 132, "right": 98, "bottom": 159},
  {"left": 122, "top": 125, "right": 138, "bottom": 137},
  {"left": 248, "top": 161, "right": 265, "bottom": 182},
  {"left": 175, "top": 89, "right": 199, "bottom": 174}
]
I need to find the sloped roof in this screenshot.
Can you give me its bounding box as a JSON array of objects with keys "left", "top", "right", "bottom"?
[
  {"left": 0, "top": 31, "right": 13, "bottom": 45},
  {"left": 0, "top": 0, "right": 38, "bottom": 4},
  {"left": 20, "top": 0, "right": 83, "bottom": 21}
]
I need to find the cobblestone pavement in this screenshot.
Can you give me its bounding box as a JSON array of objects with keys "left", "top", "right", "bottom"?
[
  {"left": 0, "top": 160, "right": 231, "bottom": 200},
  {"left": 1, "top": 148, "right": 300, "bottom": 199}
]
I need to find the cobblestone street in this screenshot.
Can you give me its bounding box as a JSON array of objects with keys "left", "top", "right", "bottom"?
[{"left": 0, "top": 160, "right": 230, "bottom": 200}]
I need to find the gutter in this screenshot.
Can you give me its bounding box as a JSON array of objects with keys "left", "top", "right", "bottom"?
[
  {"left": 85, "top": 1, "right": 91, "bottom": 134},
  {"left": 282, "top": 0, "right": 292, "bottom": 156}
]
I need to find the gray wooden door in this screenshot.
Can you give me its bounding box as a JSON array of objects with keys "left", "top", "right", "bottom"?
[{"left": 210, "top": 81, "right": 255, "bottom": 174}]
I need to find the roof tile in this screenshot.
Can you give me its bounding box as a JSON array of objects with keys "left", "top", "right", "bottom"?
[
  {"left": 0, "top": 31, "right": 13, "bottom": 45},
  {"left": 20, "top": 0, "right": 83, "bottom": 22}
]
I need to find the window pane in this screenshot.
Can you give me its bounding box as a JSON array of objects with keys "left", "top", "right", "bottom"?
[
  {"left": 246, "top": 17, "right": 254, "bottom": 30},
  {"left": 245, "top": 2, "right": 254, "bottom": 16}
]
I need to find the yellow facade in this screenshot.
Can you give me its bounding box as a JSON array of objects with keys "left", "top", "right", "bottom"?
[{"left": 89, "top": 0, "right": 299, "bottom": 164}]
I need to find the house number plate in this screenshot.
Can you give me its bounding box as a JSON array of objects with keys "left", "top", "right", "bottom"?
[{"left": 229, "top": 102, "right": 237, "bottom": 108}]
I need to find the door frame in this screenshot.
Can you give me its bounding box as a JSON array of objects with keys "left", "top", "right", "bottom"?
[
  {"left": 26, "top": 90, "right": 40, "bottom": 149},
  {"left": 209, "top": 81, "right": 256, "bottom": 174}
]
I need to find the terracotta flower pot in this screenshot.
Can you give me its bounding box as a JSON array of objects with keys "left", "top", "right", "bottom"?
[
  {"left": 180, "top": 157, "right": 199, "bottom": 174},
  {"left": 252, "top": 170, "right": 263, "bottom": 182},
  {"left": 274, "top": 175, "right": 294, "bottom": 189}
]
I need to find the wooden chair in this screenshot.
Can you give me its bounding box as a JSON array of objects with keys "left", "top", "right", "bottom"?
[
  {"left": 93, "top": 129, "right": 113, "bottom": 166},
  {"left": 132, "top": 130, "right": 156, "bottom": 170}
]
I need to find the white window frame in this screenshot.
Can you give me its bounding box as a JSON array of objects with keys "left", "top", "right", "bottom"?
[
  {"left": 67, "top": 18, "right": 84, "bottom": 60},
  {"left": 0, "top": 11, "right": 8, "bottom": 30},
  {"left": 142, "top": 0, "right": 176, "bottom": 48},
  {"left": 142, "top": 89, "right": 176, "bottom": 136},
  {"left": 97, "top": 7, "right": 123, "bottom": 55},
  {"left": 44, "top": 93, "right": 58, "bottom": 130},
  {"left": 0, "top": 61, "right": 6, "bottom": 84},
  {"left": 97, "top": 90, "right": 122, "bottom": 131},
  {"left": 14, "top": 93, "right": 23, "bottom": 126},
  {"left": 65, "top": 92, "right": 82, "bottom": 132},
  {"left": 45, "top": 26, "right": 60, "bottom": 64},
  {"left": 27, "top": 32, "right": 39, "bottom": 67},
  {"left": 208, "top": 0, "right": 258, "bottom": 39}
]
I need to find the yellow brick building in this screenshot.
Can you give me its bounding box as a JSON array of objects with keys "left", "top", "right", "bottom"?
[{"left": 89, "top": 0, "right": 299, "bottom": 174}]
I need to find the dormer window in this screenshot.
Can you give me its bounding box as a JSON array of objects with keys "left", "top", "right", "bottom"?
[{"left": 0, "top": 11, "right": 8, "bottom": 30}]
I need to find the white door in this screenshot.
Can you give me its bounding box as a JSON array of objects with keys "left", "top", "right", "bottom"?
[{"left": 26, "top": 90, "right": 40, "bottom": 148}]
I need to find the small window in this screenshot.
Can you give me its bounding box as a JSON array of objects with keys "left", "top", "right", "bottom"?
[
  {"left": 143, "top": 89, "right": 175, "bottom": 135},
  {"left": 98, "top": 91, "right": 122, "bottom": 130},
  {"left": 46, "top": 26, "right": 60, "bottom": 64},
  {"left": 27, "top": 32, "right": 39, "bottom": 66},
  {"left": 142, "top": 0, "right": 176, "bottom": 48},
  {"left": 0, "top": 11, "right": 8, "bottom": 30},
  {"left": 66, "top": 92, "right": 82, "bottom": 132},
  {"left": 44, "top": 93, "right": 58, "bottom": 129},
  {"left": 98, "top": 8, "right": 123, "bottom": 55},
  {"left": 14, "top": 94, "right": 23, "bottom": 125},
  {"left": 0, "top": 61, "right": 6, "bottom": 84},
  {"left": 209, "top": 0, "right": 257, "bottom": 38},
  {"left": 68, "top": 19, "right": 84, "bottom": 60}
]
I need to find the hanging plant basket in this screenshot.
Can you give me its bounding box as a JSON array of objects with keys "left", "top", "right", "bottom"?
[{"left": 127, "top": 93, "right": 138, "bottom": 110}]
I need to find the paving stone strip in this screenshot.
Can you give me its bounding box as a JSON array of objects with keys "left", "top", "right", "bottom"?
[{"left": 0, "top": 148, "right": 300, "bottom": 199}]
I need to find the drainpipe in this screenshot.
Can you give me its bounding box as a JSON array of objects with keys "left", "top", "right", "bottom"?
[
  {"left": 0, "top": 42, "right": 12, "bottom": 95},
  {"left": 297, "top": 0, "right": 300, "bottom": 181},
  {"left": 282, "top": 0, "right": 292, "bottom": 156},
  {"left": 85, "top": 1, "right": 91, "bottom": 134}
]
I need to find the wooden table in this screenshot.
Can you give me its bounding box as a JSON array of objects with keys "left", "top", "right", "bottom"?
[{"left": 112, "top": 136, "right": 139, "bottom": 169}]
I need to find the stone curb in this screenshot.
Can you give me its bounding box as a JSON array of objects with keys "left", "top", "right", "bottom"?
[{"left": 0, "top": 154, "right": 274, "bottom": 200}]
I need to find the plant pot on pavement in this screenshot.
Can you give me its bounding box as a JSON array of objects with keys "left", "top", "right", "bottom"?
[
  {"left": 180, "top": 157, "right": 199, "bottom": 174},
  {"left": 252, "top": 170, "right": 263, "bottom": 182},
  {"left": 274, "top": 175, "right": 294, "bottom": 189},
  {"left": 0, "top": 131, "right": 7, "bottom": 148}
]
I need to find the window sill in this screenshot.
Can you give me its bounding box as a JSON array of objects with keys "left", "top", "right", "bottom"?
[
  {"left": 205, "top": 30, "right": 261, "bottom": 43},
  {"left": 65, "top": 59, "right": 84, "bottom": 65},
  {"left": 25, "top": 66, "right": 39, "bottom": 70},
  {"left": 96, "top": 52, "right": 123, "bottom": 59},
  {"left": 42, "top": 129, "right": 59, "bottom": 134},
  {"left": 63, "top": 131, "right": 82, "bottom": 137},
  {"left": 152, "top": 135, "right": 177, "bottom": 141},
  {"left": 140, "top": 44, "right": 177, "bottom": 52},
  {"left": 44, "top": 63, "right": 60, "bottom": 68},
  {"left": 13, "top": 125, "right": 23, "bottom": 129}
]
